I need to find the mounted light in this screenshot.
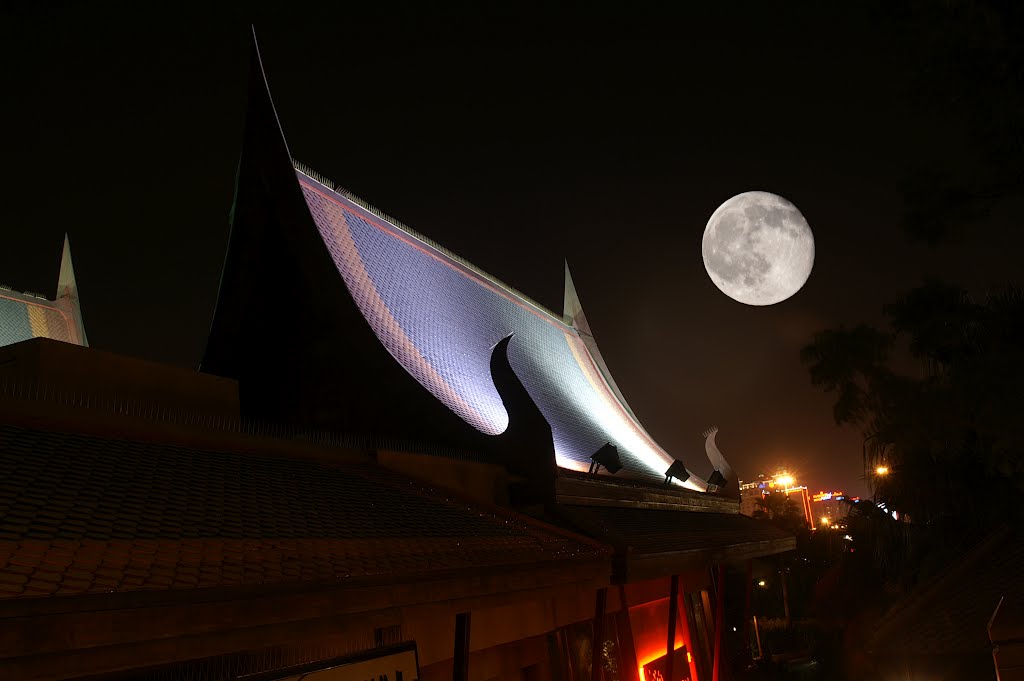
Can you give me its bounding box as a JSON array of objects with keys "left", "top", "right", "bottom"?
[
  {"left": 589, "top": 443, "right": 623, "bottom": 475},
  {"left": 664, "top": 460, "right": 690, "bottom": 486},
  {"left": 707, "top": 469, "right": 728, "bottom": 490}
]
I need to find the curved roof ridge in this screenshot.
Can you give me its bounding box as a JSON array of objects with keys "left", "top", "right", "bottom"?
[{"left": 292, "top": 161, "right": 567, "bottom": 329}]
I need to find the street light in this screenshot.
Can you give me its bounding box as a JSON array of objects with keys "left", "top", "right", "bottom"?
[{"left": 875, "top": 465, "right": 889, "bottom": 476}]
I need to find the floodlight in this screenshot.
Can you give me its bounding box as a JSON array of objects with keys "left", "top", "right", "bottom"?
[
  {"left": 665, "top": 460, "right": 690, "bottom": 486},
  {"left": 707, "top": 469, "right": 728, "bottom": 489},
  {"left": 589, "top": 443, "right": 623, "bottom": 475}
]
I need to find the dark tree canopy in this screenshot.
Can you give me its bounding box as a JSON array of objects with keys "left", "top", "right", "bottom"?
[{"left": 801, "top": 282, "right": 1024, "bottom": 534}]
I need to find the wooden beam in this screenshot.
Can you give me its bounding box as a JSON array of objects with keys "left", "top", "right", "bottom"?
[
  {"left": 665, "top": 575, "right": 678, "bottom": 681},
  {"left": 712, "top": 565, "right": 725, "bottom": 681},
  {"left": 591, "top": 588, "right": 607, "bottom": 681},
  {"left": 453, "top": 612, "right": 471, "bottom": 681}
]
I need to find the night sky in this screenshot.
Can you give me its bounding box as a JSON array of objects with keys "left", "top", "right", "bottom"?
[{"left": 2, "top": 3, "right": 1022, "bottom": 495}]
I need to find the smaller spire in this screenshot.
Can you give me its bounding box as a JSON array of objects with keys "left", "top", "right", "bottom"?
[
  {"left": 58, "top": 234, "right": 78, "bottom": 301},
  {"left": 563, "top": 261, "right": 592, "bottom": 337},
  {"left": 57, "top": 234, "right": 89, "bottom": 346}
]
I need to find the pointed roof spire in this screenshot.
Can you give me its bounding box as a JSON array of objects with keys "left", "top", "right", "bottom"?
[
  {"left": 563, "top": 261, "right": 592, "bottom": 337},
  {"left": 248, "top": 25, "right": 291, "bottom": 161},
  {"left": 564, "top": 260, "right": 581, "bottom": 323},
  {"left": 58, "top": 233, "right": 78, "bottom": 301},
  {"left": 57, "top": 234, "right": 88, "bottom": 346}
]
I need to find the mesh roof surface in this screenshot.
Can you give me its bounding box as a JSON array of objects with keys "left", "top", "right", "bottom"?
[
  {"left": 0, "top": 293, "right": 75, "bottom": 348},
  {"left": 298, "top": 173, "right": 692, "bottom": 487},
  {"left": 0, "top": 424, "right": 606, "bottom": 600}
]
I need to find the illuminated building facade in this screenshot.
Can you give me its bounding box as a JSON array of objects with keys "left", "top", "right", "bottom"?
[
  {"left": 739, "top": 472, "right": 814, "bottom": 530},
  {"left": 811, "top": 490, "right": 856, "bottom": 526},
  {"left": 0, "top": 236, "right": 88, "bottom": 350},
  {"left": 288, "top": 168, "right": 708, "bottom": 488}
]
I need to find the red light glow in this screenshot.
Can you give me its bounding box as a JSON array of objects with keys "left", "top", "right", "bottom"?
[{"left": 630, "top": 597, "right": 699, "bottom": 681}]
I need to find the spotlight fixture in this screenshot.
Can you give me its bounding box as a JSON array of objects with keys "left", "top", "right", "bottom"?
[
  {"left": 664, "top": 460, "right": 690, "bottom": 486},
  {"left": 706, "top": 469, "right": 728, "bottom": 490},
  {"left": 589, "top": 443, "right": 623, "bottom": 475}
]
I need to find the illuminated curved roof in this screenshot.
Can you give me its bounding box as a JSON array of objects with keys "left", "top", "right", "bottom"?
[{"left": 295, "top": 170, "right": 701, "bottom": 489}]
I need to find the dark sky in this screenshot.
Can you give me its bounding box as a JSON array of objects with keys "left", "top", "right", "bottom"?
[{"left": 2, "top": 2, "right": 1021, "bottom": 495}]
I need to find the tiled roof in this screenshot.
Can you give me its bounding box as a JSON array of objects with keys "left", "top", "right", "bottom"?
[
  {"left": 0, "top": 423, "right": 607, "bottom": 600},
  {"left": 872, "top": 526, "right": 1024, "bottom": 656},
  {"left": 555, "top": 504, "right": 794, "bottom": 556}
]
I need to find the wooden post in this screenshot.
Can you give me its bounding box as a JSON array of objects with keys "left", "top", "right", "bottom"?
[
  {"left": 591, "top": 588, "right": 607, "bottom": 681},
  {"left": 665, "top": 574, "right": 679, "bottom": 681},
  {"left": 780, "top": 559, "right": 791, "bottom": 629},
  {"left": 712, "top": 564, "right": 725, "bottom": 681},
  {"left": 454, "top": 611, "right": 471, "bottom": 681},
  {"left": 742, "top": 560, "right": 753, "bottom": 663},
  {"left": 752, "top": 615, "right": 763, "bottom": 660}
]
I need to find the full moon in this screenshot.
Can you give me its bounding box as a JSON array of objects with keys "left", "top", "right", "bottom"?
[{"left": 702, "top": 191, "right": 814, "bottom": 306}]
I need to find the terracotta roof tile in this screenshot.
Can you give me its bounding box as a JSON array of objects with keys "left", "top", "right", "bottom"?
[{"left": 0, "top": 424, "right": 606, "bottom": 600}]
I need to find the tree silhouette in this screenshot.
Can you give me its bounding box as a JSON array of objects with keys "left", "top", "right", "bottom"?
[{"left": 801, "top": 282, "right": 1024, "bottom": 579}]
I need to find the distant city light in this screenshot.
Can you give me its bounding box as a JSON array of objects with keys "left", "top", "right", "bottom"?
[
  {"left": 820, "top": 516, "right": 830, "bottom": 526},
  {"left": 776, "top": 475, "right": 795, "bottom": 487},
  {"left": 875, "top": 465, "right": 889, "bottom": 476},
  {"left": 758, "top": 580, "right": 767, "bottom": 587}
]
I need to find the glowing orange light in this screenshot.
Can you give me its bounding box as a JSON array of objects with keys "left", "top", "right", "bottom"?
[
  {"left": 875, "top": 465, "right": 889, "bottom": 476},
  {"left": 820, "top": 516, "right": 830, "bottom": 526},
  {"left": 638, "top": 645, "right": 690, "bottom": 681}
]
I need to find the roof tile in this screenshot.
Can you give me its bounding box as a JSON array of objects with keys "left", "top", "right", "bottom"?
[{"left": 0, "top": 423, "right": 606, "bottom": 600}]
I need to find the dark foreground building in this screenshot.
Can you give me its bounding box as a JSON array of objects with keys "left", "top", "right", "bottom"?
[{"left": 0, "top": 34, "right": 793, "bottom": 681}]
